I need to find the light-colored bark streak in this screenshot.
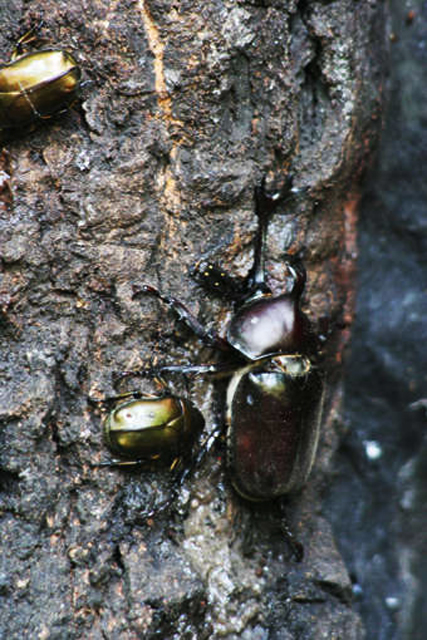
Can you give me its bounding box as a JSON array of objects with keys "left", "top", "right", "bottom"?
[{"left": 137, "top": 0, "right": 184, "bottom": 228}]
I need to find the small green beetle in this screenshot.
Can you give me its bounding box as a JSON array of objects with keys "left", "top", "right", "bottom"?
[
  {"left": 103, "top": 392, "right": 204, "bottom": 470},
  {"left": 0, "top": 29, "right": 81, "bottom": 129}
]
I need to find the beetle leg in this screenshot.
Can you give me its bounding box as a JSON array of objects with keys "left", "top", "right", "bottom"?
[
  {"left": 158, "top": 362, "right": 237, "bottom": 377},
  {"left": 193, "top": 422, "right": 225, "bottom": 470},
  {"left": 276, "top": 501, "right": 304, "bottom": 562},
  {"left": 88, "top": 390, "right": 147, "bottom": 407},
  {"left": 108, "top": 366, "right": 173, "bottom": 395},
  {"left": 135, "top": 284, "right": 231, "bottom": 352},
  {"left": 11, "top": 26, "right": 40, "bottom": 60},
  {"left": 120, "top": 361, "right": 238, "bottom": 380},
  {"left": 94, "top": 457, "right": 146, "bottom": 468},
  {"left": 280, "top": 519, "right": 304, "bottom": 562},
  {"left": 95, "top": 452, "right": 178, "bottom": 469}
]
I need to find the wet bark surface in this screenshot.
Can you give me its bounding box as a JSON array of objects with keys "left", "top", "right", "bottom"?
[{"left": 0, "top": 1, "right": 386, "bottom": 638}]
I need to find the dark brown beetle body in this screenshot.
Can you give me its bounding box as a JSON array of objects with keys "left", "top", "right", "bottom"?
[
  {"left": 226, "top": 355, "right": 323, "bottom": 501},
  {"left": 0, "top": 46, "right": 81, "bottom": 128}
]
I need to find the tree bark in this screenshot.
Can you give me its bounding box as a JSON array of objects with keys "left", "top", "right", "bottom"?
[{"left": 0, "top": 1, "right": 387, "bottom": 638}]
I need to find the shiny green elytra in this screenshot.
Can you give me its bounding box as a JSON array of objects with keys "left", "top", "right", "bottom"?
[
  {"left": 104, "top": 395, "right": 204, "bottom": 466},
  {"left": 0, "top": 48, "right": 81, "bottom": 128}
]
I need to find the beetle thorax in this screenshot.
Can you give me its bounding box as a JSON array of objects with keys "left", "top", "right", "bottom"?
[{"left": 227, "top": 293, "right": 304, "bottom": 360}]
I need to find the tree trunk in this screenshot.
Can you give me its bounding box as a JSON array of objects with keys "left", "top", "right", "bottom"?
[{"left": 0, "top": 1, "right": 387, "bottom": 638}]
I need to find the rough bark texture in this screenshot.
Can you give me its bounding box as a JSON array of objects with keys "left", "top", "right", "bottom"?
[{"left": 0, "top": 1, "right": 386, "bottom": 638}]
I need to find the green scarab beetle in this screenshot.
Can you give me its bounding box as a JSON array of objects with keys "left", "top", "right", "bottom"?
[
  {"left": 103, "top": 393, "right": 204, "bottom": 469},
  {"left": 0, "top": 30, "right": 81, "bottom": 129}
]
